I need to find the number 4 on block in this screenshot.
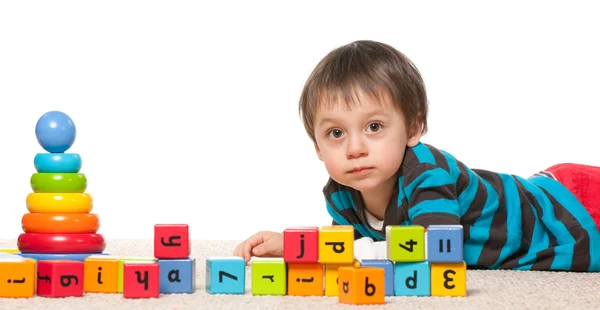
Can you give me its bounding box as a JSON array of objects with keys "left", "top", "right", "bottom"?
[
  {"left": 385, "top": 225, "right": 425, "bottom": 262},
  {"left": 205, "top": 257, "right": 245, "bottom": 294}
]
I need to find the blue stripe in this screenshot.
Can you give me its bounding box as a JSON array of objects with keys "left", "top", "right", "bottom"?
[
  {"left": 457, "top": 168, "right": 479, "bottom": 217},
  {"left": 404, "top": 167, "right": 454, "bottom": 200},
  {"left": 397, "top": 176, "right": 405, "bottom": 206},
  {"left": 463, "top": 177, "right": 499, "bottom": 264},
  {"left": 412, "top": 143, "right": 435, "bottom": 165},
  {"left": 494, "top": 175, "right": 522, "bottom": 268},
  {"left": 408, "top": 198, "right": 460, "bottom": 220},
  {"left": 330, "top": 190, "right": 354, "bottom": 211},
  {"left": 326, "top": 199, "right": 380, "bottom": 240},
  {"left": 440, "top": 150, "right": 460, "bottom": 181}
]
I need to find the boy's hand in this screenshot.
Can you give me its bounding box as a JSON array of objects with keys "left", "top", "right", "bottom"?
[{"left": 233, "top": 231, "right": 283, "bottom": 263}]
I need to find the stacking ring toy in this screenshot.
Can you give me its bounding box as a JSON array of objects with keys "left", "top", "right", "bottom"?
[
  {"left": 17, "top": 233, "right": 106, "bottom": 254},
  {"left": 26, "top": 193, "right": 93, "bottom": 213},
  {"left": 15, "top": 252, "right": 109, "bottom": 262},
  {"left": 30, "top": 173, "right": 87, "bottom": 193},
  {"left": 22, "top": 213, "right": 99, "bottom": 234},
  {"left": 34, "top": 153, "right": 82, "bottom": 173}
]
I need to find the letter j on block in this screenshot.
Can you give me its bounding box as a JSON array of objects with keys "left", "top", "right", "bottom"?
[
  {"left": 427, "top": 225, "right": 463, "bottom": 263},
  {"left": 154, "top": 224, "right": 190, "bottom": 259},
  {"left": 318, "top": 226, "right": 354, "bottom": 263},
  {"left": 283, "top": 226, "right": 319, "bottom": 263}
]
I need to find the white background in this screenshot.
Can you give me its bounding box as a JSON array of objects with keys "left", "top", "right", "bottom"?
[{"left": 1, "top": 1, "right": 599, "bottom": 241}]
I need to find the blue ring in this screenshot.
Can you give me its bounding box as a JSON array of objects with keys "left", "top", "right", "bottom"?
[
  {"left": 34, "top": 153, "right": 82, "bottom": 173},
  {"left": 15, "top": 252, "right": 109, "bottom": 262}
]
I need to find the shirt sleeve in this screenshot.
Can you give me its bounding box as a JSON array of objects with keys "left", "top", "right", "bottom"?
[{"left": 402, "top": 163, "right": 461, "bottom": 227}]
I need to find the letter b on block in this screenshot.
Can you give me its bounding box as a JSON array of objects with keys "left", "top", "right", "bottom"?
[
  {"left": 338, "top": 266, "right": 385, "bottom": 305},
  {"left": 319, "top": 225, "right": 354, "bottom": 263},
  {"left": 427, "top": 225, "right": 463, "bottom": 262},
  {"left": 154, "top": 224, "right": 190, "bottom": 259},
  {"left": 386, "top": 225, "right": 425, "bottom": 262}
]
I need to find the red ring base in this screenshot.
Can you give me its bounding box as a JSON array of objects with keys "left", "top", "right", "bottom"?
[{"left": 17, "top": 233, "right": 106, "bottom": 254}]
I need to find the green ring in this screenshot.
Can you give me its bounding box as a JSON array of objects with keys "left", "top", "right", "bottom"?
[{"left": 30, "top": 173, "right": 87, "bottom": 193}]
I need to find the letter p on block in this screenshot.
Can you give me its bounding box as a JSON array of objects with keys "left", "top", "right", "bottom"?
[{"left": 154, "top": 224, "right": 190, "bottom": 259}]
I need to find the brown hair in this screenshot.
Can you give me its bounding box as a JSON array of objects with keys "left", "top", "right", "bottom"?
[{"left": 299, "top": 40, "right": 428, "bottom": 142}]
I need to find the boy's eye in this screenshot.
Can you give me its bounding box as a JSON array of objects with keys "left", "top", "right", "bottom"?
[
  {"left": 328, "top": 129, "right": 343, "bottom": 139},
  {"left": 368, "top": 122, "right": 382, "bottom": 132}
]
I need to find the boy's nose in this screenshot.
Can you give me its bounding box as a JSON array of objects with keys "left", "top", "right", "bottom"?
[{"left": 346, "top": 136, "right": 368, "bottom": 159}]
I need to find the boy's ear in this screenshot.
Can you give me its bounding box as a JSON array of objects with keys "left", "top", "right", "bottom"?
[
  {"left": 314, "top": 142, "right": 324, "bottom": 161},
  {"left": 406, "top": 114, "right": 423, "bottom": 147}
]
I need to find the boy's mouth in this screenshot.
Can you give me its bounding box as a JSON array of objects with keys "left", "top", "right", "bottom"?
[{"left": 348, "top": 167, "right": 374, "bottom": 174}]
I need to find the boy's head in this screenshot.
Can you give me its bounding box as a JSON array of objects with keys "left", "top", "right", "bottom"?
[{"left": 299, "top": 40, "right": 428, "bottom": 193}]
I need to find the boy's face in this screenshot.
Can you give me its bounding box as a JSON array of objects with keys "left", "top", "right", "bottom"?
[{"left": 312, "top": 93, "right": 421, "bottom": 194}]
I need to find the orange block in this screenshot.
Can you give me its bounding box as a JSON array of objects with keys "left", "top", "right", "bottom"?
[
  {"left": 287, "top": 263, "right": 324, "bottom": 296},
  {"left": 0, "top": 256, "right": 36, "bottom": 298},
  {"left": 338, "top": 266, "right": 385, "bottom": 305},
  {"left": 84, "top": 255, "right": 120, "bottom": 293},
  {"left": 324, "top": 260, "right": 360, "bottom": 296}
]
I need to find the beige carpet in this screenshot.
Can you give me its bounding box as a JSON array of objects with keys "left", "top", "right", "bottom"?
[{"left": 1, "top": 239, "right": 600, "bottom": 309}]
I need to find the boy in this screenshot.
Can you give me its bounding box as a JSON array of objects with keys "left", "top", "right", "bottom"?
[{"left": 234, "top": 40, "right": 600, "bottom": 271}]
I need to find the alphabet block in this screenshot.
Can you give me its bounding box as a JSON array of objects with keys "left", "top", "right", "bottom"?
[
  {"left": 283, "top": 226, "right": 319, "bottom": 263},
  {"left": 251, "top": 258, "right": 286, "bottom": 296},
  {"left": 84, "top": 254, "right": 119, "bottom": 293},
  {"left": 359, "top": 259, "right": 394, "bottom": 296},
  {"left": 36, "top": 260, "right": 84, "bottom": 297},
  {"left": 118, "top": 256, "right": 157, "bottom": 293},
  {"left": 158, "top": 258, "right": 196, "bottom": 294},
  {"left": 154, "top": 224, "right": 190, "bottom": 259},
  {"left": 385, "top": 225, "right": 425, "bottom": 262},
  {"left": 394, "top": 261, "right": 430, "bottom": 296},
  {"left": 287, "top": 263, "right": 323, "bottom": 296},
  {"left": 123, "top": 261, "right": 160, "bottom": 298},
  {"left": 318, "top": 225, "right": 354, "bottom": 264},
  {"left": 206, "top": 257, "right": 245, "bottom": 294},
  {"left": 324, "top": 261, "right": 360, "bottom": 296},
  {"left": 338, "top": 266, "right": 385, "bottom": 305},
  {"left": 0, "top": 256, "right": 36, "bottom": 298},
  {"left": 427, "top": 225, "right": 463, "bottom": 262},
  {"left": 431, "top": 262, "right": 466, "bottom": 296}
]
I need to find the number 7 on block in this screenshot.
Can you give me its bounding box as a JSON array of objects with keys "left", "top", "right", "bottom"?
[{"left": 385, "top": 225, "right": 425, "bottom": 262}]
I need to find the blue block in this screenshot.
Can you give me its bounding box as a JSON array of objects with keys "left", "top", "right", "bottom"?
[
  {"left": 359, "top": 259, "right": 394, "bottom": 296},
  {"left": 206, "top": 257, "right": 246, "bottom": 294},
  {"left": 15, "top": 252, "right": 110, "bottom": 262},
  {"left": 427, "top": 225, "right": 463, "bottom": 262},
  {"left": 394, "top": 261, "right": 430, "bottom": 296},
  {"left": 158, "top": 258, "right": 196, "bottom": 293}
]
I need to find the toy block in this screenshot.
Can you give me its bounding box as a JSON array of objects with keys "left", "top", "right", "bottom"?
[
  {"left": 283, "top": 226, "right": 319, "bottom": 263},
  {"left": 386, "top": 225, "right": 425, "bottom": 262},
  {"left": 154, "top": 224, "right": 190, "bottom": 259},
  {"left": 0, "top": 247, "right": 19, "bottom": 254},
  {"left": 123, "top": 261, "right": 160, "bottom": 298},
  {"left": 338, "top": 266, "right": 385, "bottom": 305},
  {"left": 118, "top": 256, "right": 157, "bottom": 293},
  {"left": 0, "top": 256, "right": 36, "bottom": 298},
  {"left": 206, "top": 257, "right": 245, "bottom": 294},
  {"left": 359, "top": 259, "right": 394, "bottom": 296},
  {"left": 36, "top": 260, "right": 84, "bottom": 297},
  {"left": 324, "top": 261, "right": 360, "bottom": 296},
  {"left": 84, "top": 254, "right": 120, "bottom": 293},
  {"left": 431, "top": 262, "right": 467, "bottom": 296},
  {"left": 318, "top": 225, "right": 354, "bottom": 263},
  {"left": 394, "top": 261, "right": 430, "bottom": 296},
  {"left": 287, "top": 263, "right": 323, "bottom": 296},
  {"left": 251, "top": 258, "right": 286, "bottom": 296},
  {"left": 427, "top": 225, "right": 463, "bottom": 262},
  {"left": 158, "top": 258, "right": 196, "bottom": 294}
]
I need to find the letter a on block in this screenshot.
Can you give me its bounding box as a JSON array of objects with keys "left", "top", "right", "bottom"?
[
  {"left": 154, "top": 224, "right": 191, "bottom": 259},
  {"left": 338, "top": 266, "right": 385, "bottom": 305}
]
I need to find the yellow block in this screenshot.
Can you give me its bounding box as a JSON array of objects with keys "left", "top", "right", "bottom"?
[
  {"left": 324, "top": 260, "right": 359, "bottom": 296},
  {"left": 318, "top": 225, "right": 354, "bottom": 263},
  {"left": 431, "top": 262, "right": 467, "bottom": 296},
  {"left": 0, "top": 256, "right": 36, "bottom": 298},
  {"left": 84, "top": 255, "right": 120, "bottom": 293}
]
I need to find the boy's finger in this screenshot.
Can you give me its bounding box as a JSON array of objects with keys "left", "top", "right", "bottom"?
[{"left": 243, "top": 233, "right": 266, "bottom": 261}]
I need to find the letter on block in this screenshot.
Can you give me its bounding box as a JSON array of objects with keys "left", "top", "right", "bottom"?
[
  {"left": 283, "top": 226, "right": 319, "bottom": 263},
  {"left": 36, "top": 260, "right": 84, "bottom": 297},
  {"left": 0, "top": 256, "right": 36, "bottom": 298},
  {"left": 431, "top": 262, "right": 466, "bottom": 297},
  {"left": 287, "top": 263, "right": 323, "bottom": 296},
  {"left": 427, "top": 225, "right": 463, "bottom": 262},
  {"left": 154, "top": 224, "right": 190, "bottom": 259},
  {"left": 206, "top": 257, "right": 245, "bottom": 294},
  {"left": 386, "top": 225, "right": 425, "bottom": 262},
  {"left": 84, "top": 254, "right": 119, "bottom": 293},
  {"left": 123, "top": 261, "right": 160, "bottom": 298},
  {"left": 394, "top": 261, "right": 430, "bottom": 296},
  {"left": 359, "top": 259, "right": 394, "bottom": 296},
  {"left": 159, "top": 258, "right": 196, "bottom": 294},
  {"left": 118, "top": 257, "right": 157, "bottom": 293},
  {"left": 251, "top": 258, "right": 286, "bottom": 296},
  {"left": 324, "top": 261, "right": 358, "bottom": 297},
  {"left": 338, "top": 266, "right": 385, "bottom": 305},
  {"left": 318, "top": 225, "right": 354, "bottom": 264}
]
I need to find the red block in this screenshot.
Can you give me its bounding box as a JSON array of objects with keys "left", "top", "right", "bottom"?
[
  {"left": 123, "top": 261, "right": 160, "bottom": 298},
  {"left": 36, "top": 260, "right": 84, "bottom": 297},
  {"left": 283, "top": 226, "right": 319, "bottom": 263},
  {"left": 154, "top": 224, "right": 190, "bottom": 259}
]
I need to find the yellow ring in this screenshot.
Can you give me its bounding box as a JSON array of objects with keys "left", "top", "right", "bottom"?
[{"left": 26, "top": 193, "right": 93, "bottom": 213}]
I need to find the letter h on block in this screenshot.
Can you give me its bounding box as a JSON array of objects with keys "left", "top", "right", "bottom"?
[
  {"left": 123, "top": 261, "right": 160, "bottom": 298},
  {"left": 154, "top": 224, "right": 190, "bottom": 259}
]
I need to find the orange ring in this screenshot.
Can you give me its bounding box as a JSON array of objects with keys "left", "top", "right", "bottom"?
[{"left": 21, "top": 213, "right": 100, "bottom": 234}]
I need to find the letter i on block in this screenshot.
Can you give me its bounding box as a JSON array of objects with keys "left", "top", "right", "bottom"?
[
  {"left": 154, "top": 224, "right": 190, "bottom": 259},
  {"left": 84, "top": 255, "right": 120, "bottom": 293},
  {"left": 37, "top": 260, "right": 84, "bottom": 297},
  {"left": 287, "top": 263, "right": 323, "bottom": 296},
  {"left": 319, "top": 225, "right": 354, "bottom": 263},
  {"left": 386, "top": 225, "right": 425, "bottom": 262},
  {"left": 251, "top": 258, "right": 286, "bottom": 296},
  {"left": 206, "top": 257, "right": 245, "bottom": 294},
  {"left": 123, "top": 261, "right": 160, "bottom": 298},
  {"left": 283, "top": 226, "right": 318, "bottom": 263},
  {"left": 0, "top": 256, "right": 36, "bottom": 298},
  {"left": 338, "top": 266, "right": 385, "bottom": 305},
  {"left": 427, "top": 225, "right": 463, "bottom": 262}
]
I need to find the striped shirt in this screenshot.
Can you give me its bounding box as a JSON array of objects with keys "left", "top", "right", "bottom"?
[{"left": 324, "top": 142, "right": 600, "bottom": 271}]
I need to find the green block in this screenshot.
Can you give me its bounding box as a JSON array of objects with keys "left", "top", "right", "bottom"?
[
  {"left": 386, "top": 225, "right": 425, "bottom": 262},
  {"left": 251, "top": 258, "right": 286, "bottom": 295},
  {"left": 118, "top": 256, "right": 157, "bottom": 293}
]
